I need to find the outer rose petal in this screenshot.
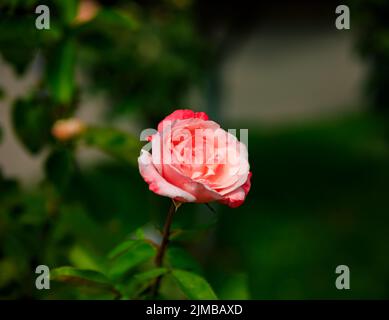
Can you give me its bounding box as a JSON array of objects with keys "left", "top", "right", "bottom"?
[
  {"left": 158, "top": 109, "right": 209, "bottom": 132},
  {"left": 162, "top": 164, "right": 222, "bottom": 203},
  {"left": 219, "top": 172, "right": 252, "bottom": 208},
  {"left": 138, "top": 150, "right": 196, "bottom": 202},
  {"left": 241, "top": 172, "right": 252, "bottom": 194}
]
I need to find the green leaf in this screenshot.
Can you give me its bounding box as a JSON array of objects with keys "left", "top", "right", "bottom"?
[
  {"left": 11, "top": 97, "right": 52, "bottom": 154},
  {"left": 44, "top": 148, "right": 75, "bottom": 191},
  {"left": 0, "top": 15, "right": 39, "bottom": 75},
  {"left": 130, "top": 268, "right": 168, "bottom": 298},
  {"left": 47, "top": 38, "right": 76, "bottom": 105},
  {"left": 68, "top": 246, "right": 105, "bottom": 273},
  {"left": 107, "top": 228, "right": 149, "bottom": 259},
  {"left": 166, "top": 247, "right": 202, "bottom": 274},
  {"left": 133, "top": 267, "right": 168, "bottom": 283},
  {"left": 108, "top": 239, "right": 137, "bottom": 260},
  {"left": 17, "top": 192, "right": 47, "bottom": 226},
  {"left": 51, "top": 267, "right": 116, "bottom": 294},
  {"left": 120, "top": 268, "right": 168, "bottom": 298},
  {"left": 96, "top": 8, "right": 140, "bottom": 30},
  {"left": 80, "top": 127, "right": 142, "bottom": 166},
  {"left": 172, "top": 269, "right": 217, "bottom": 300},
  {"left": 135, "top": 227, "right": 146, "bottom": 240},
  {"left": 58, "top": 0, "right": 78, "bottom": 24},
  {"left": 108, "top": 240, "right": 156, "bottom": 279}
]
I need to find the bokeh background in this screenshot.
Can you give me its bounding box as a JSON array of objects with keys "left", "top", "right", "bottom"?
[{"left": 1, "top": 0, "right": 389, "bottom": 299}]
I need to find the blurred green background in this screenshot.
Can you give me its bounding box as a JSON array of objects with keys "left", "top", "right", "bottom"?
[{"left": 1, "top": 0, "right": 389, "bottom": 299}]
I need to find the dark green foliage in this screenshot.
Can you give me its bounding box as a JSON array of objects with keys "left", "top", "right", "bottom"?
[
  {"left": 81, "top": 127, "right": 142, "bottom": 166},
  {"left": 46, "top": 38, "right": 77, "bottom": 105},
  {"left": 172, "top": 269, "right": 217, "bottom": 300},
  {"left": 45, "top": 147, "right": 76, "bottom": 192},
  {"left": 11, "top": 96, "right": 53, "bottom": 154},
  {"left": 0, "top": 0, "right": 211, "bottom": 300}
]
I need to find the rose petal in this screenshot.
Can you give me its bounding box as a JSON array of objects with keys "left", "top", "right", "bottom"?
[
  {"left": 219, "top": 188, "right": 246, "bottom": 208},
  {"left": 219, "top": 172, "right": 252, "bottom": 208},
  {"left": 162, "top": 164, "right": 222, "bottom": 203},
  {"left": 158, "top": 109, "right": 209, "bottom": 132},
  {"left": 242, "top": 171, "right": 252, "bottom": 194},
  {"left": 138, "top": 150, "right": 196, "bottom": 202}
]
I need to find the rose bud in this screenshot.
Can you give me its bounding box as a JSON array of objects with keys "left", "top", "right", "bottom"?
[
  {"left": 74, "top": 0, "right": 100, "bottom": 25},
  {"left": 52, "top": 118, "right": 85, "bottom": 141}
]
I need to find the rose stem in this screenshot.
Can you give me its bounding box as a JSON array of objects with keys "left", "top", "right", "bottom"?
[{"left": 152, "top": 200, "right": 181, "bottom": 297}]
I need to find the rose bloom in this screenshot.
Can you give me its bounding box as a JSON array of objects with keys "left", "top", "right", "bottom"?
[{"left": 138, "top": 110, "right": 251, "bottom": 208}]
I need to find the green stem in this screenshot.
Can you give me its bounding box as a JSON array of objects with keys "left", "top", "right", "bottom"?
[{"left": 151, "top": 200, "right": 181, "bottom": 297}]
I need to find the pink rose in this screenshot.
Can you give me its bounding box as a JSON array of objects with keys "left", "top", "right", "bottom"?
[{"left": 138, "top": 109, "right": 251, "bottom": 208}]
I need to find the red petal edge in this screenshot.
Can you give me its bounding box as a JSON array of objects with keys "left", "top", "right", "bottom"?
[{"left": 158, "top": 109, "right": 209, "bottom": 132}]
